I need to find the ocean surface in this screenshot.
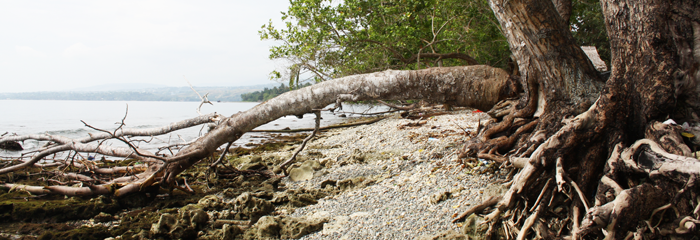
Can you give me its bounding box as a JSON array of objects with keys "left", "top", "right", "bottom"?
[{"left": 0, "top": 100, "right": 386, "bottom": 158}]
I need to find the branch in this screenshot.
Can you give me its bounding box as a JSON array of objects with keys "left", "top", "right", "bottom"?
[
  {"left": 184, "top": 75, "right": 213, "bottom": 115},
  {"left": 279, "top": 111, "right": 321, "bottom": 170}
]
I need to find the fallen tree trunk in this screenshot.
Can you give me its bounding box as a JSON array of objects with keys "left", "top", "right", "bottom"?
[
  {"left": 160, "top": 65, "right": 520, "bottom": 185},
  {"left": 0, "top": 65, "right": 520, "bottom": 197}
]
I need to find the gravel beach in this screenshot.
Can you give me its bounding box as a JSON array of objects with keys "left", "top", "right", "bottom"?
[{"left": 276, "top": 109, "right": 504, "bottom": 239}]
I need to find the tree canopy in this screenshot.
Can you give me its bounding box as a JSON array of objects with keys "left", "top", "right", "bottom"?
[
  {"left": 261, "top": 0, "right": 611, "bottom": 84},
  {"left": 259, "top": 0, "right": 511, "bottom": 83}
]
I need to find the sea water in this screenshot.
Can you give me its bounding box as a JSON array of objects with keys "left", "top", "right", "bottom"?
[{"left": 0, "top": 100, "right": 386, "bottom": 158}]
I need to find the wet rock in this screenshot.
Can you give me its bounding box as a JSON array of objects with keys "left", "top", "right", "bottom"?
[
  {"left": 429, "top": 191, "right": 452, "bottom": 204},
  {"left": 0, "top": 141, "right": 22, "bottom": 151},
  {"left": 93, "top": 212, "right": 114, "bottom": 223},
  {"left": 289, "top": 166, "right": 314, "bottom": 181}
]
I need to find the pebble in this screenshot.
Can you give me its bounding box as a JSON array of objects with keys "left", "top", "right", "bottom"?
[{"left": 278, "top": 110, "right": 502, "bottom": 239}]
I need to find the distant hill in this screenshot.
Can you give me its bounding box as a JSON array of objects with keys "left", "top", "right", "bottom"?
[
  {"left": 67, "top": 83, "right": 172, "bottom": 92},
  {"left": 0, "top": 84, "right": 276, "bottom": 102},
  {"left": 241, "top": 83, "right": 312, "bottom": 102}
]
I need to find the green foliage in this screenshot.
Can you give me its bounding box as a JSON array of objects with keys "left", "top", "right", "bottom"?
[
  {"left": 240, "top": 83, "right": 313, "bottom": 102},
  {"left": 570, "top": 0, "right": 610, "bottom": 67},
  {"left": 260, "top": 0, "right": 510, "bottom": 81}
]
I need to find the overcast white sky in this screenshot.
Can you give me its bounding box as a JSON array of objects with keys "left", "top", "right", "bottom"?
[{"left": 0, "top": 0, "right": 290, "bottom": 93}]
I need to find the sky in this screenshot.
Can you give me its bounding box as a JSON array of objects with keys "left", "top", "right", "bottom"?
[{"left": 0, "top": 0, "right": 290, "bottom": 93}]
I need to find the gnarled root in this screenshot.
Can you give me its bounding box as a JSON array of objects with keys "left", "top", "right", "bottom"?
[{"left": 578, "top": 138, "right": 700, "bottom": 238}]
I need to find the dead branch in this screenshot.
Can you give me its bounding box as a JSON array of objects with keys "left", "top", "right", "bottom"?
[
  {"left": 185, "top": 75, "right": 213, "bottom": 116},
  {"left": 279, "top": 111, "right": 322, "bottom": 170}
]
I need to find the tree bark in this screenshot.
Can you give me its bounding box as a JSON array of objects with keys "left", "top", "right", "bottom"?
[
  {"left": 460, "top": 0, "right": 700, "bottom": 238},
  {"left": 162, "top": 65, "right": 520, "bottom": 184}
]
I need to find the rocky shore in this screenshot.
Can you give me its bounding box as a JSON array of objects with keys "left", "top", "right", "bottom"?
[
  {"left": 0, "top": 108, "right": 505, "bottom": 239},
  {"left": 280, "top": 109, "right": 504, "bottom": 239}
]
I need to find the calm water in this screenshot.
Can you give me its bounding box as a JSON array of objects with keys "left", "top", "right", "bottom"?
[{"left": 0, "top": 100, "right": 386, "bottom": 158}]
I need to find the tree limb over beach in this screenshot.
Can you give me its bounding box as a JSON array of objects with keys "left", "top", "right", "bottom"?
[{"left": 2, "top": 0, "right": 700, "bottom": 238}]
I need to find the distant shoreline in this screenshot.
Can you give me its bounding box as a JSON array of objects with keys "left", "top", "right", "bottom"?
[{"left": 0, "top": 86, "right": 271, "bottom": 102}]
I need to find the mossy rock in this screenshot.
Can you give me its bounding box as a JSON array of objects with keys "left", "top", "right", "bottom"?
[
  {"left": 0, "top": 195, "right": 120, "bottom": 223},
  {"left": 39, "top": 226, "right": 111, "bottom": 240},
  {"left": 232, "top": 192, "right": 274, "bottom": 221},
  {"left": 244, "top": 214, "right": 329, "bottom": 239}
]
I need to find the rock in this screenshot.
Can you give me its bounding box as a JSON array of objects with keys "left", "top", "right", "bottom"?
[
  {"left": 93, "top": 212, "right": 114, "bottom": 223},
  {"left": 150, "top": 213, "right": 176, "bottom": 235},
  {"left": 322, "top": 216, "right": 350, "bottom": 235},
  {"left": 202, "top": 224, "right": 242, "bottom": 240},
  {"left": 289, "top": 193, "right": 318, "bottom": 207},
  {"left": 280, "top": 213, "right": 329, "bottom": 239},
  {"left": 301, "top": 159, "right": 322, "bottom": 170},
  {"left": 232, "top": 192, "right": 274, "bottom": 221},
  {"left": 462, "top": 214, "right": 488, "bottom": 238},
  {"left": 222, "top": 224, "right": 243, "bottom": 240},
  {"left": 337, "top": 176, "right": 367, "bottom": 191},
  {"left": 289, "top": 166, "right": 314, "bottom": 181},
  {"left": 0, "top": 141, "right": 22, "bottom": 151},
  {"left": 320, "top": 179, "right": 337, "bottom": 189},
  {"left": 190, "top": 208, "right": 209, "bottom": 226},
  {"left": 198, "top": 195, "right": 224, "bottom": 210},
  {"left": 418, "top": 230, "right": 467, "bottom": 240},
  {"left": 247, "top": 214, "right": 329, "bottom": 239},
  {"left": 241, "top": 162, "right": 265, "bottom": 171},
  {"left": 482, "top": 183, "right": 508, "bottom": 201},
  {"left": 255, "top": 216, "right": 281, "bottom": 239},
  {"left": 429, "top": 191, "right": 452, "bottom": 204}
]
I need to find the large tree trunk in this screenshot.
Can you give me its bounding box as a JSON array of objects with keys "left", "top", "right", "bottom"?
[{"left": 459, "top": 0, "right": 700, "bottom": 238}]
